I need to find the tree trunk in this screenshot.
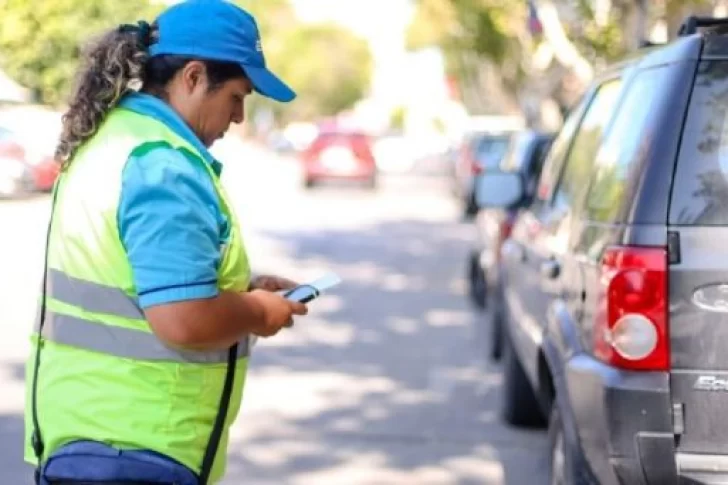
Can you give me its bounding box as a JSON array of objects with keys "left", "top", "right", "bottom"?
[
  {"left": 534, "top": 0, "right": 594, "bottom": 86},
  {"left": 630, "top": 0, "right": 649, "bottom": 48}
]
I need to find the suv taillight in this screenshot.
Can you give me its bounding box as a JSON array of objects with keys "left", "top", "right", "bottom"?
[
  {"left": 500, "top": 219, "right": 514, "bottom": 240},
  {"left": 593, "top": 246, "right": 669, "bottom": 371},
  {"left": 465, "top": 151, "right": 483, "bottom": 175}
]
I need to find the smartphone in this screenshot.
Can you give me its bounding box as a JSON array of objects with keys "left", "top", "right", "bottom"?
[
  {"left": 283, "top": 273, "right": 342, "bottom": 303},
  {"left": 282, "top": 284, "right": 318, "bottom": 303}
]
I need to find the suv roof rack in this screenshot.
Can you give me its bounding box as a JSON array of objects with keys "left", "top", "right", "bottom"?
[
  {"left": 638, "top": 39, "right": 662, "bottom": 48},
  {"left": 678, "top": 16, "right": 728, "bottom": 36}
]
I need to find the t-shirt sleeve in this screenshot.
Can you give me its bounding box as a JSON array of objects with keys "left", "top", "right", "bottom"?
[{"left": 117, "top": 144, "right": 222, "bottom": 309}]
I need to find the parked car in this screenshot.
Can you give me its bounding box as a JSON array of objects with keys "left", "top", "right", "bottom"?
[
  {"left": 478, "top": 16, "right": 728, "bottom": 485},
  {"left": 300, "top": 130, "right": 377, "bottom": 189},
  {"left": 0, "top": 124, "right": 58, "bottom": 197},
  {"left": 467, "top": 130, "right": 553, "bottom": 361},
  {"left": 450, "top": 130, "right": 514, "bottom": 217}
]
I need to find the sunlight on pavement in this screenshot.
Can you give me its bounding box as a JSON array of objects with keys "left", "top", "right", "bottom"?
[
  {"left": 237, "top": 371, "right": 399, "bottom": 422},
  {"left": 0, "top": 145, "right": 548, "bottom": 484}
]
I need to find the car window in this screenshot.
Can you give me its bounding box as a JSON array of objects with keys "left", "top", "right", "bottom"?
[
  {"left": 520, "top": 137, "right": 553, "bottom": 200},
  {"left": 535, "top": 96, "right": 591, "bottom": 203},
  {"left": 527, "top": 137, "right": 552, "bottom": 180},
  {"left": 585, "top": 66, "right": 667, "bottom": 223},
  {"left": 471, "top": 135, "right": 510, "bottom": 169},
  {"left": 310, "top": 132, "right": 373, "bottom": 159},
  {"left": 501, "top": 134, "right": 533, "bottom": 172},
  {"left": 551, "top": 79, "right": 623, "bottom": 215},
  {"left": 669, "top": 60, "right": 728, "bottom": 225}
]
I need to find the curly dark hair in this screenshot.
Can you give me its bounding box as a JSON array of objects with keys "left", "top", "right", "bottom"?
[
  {"left": 55, "top": 25, "right": 150, "bottom": 164},
  {"left": 56, "top": 22, "right": 245, "bottom": 166}
]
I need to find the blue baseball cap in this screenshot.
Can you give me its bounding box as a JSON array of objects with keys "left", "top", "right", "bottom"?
[{"left": 149, "top": 0, "right": 295, "bottom": 102}]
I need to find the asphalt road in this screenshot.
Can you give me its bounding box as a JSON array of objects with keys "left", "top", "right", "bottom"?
[{"left": 0, "top": 139, "right": 547, "bottom": 485}]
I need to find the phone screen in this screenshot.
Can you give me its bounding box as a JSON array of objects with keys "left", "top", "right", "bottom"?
[{"left": 283, "top": 284, "right": 319, "bottom": 303}]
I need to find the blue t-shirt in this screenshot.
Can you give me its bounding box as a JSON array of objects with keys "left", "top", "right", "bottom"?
[{"left": 117, "top": 92, "right": 228, "bottom": 309}]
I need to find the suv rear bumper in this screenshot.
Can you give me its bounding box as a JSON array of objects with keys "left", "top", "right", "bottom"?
[
  {"left": 676, "top": 453, "right": 728, "bottom": 484},
  {"left": 564, "top": 354, "right": 677, "bottom": 485}
]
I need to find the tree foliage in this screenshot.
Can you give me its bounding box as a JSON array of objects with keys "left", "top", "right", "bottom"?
[
  {"left": 0, "top": 0, "right": 163, "bottom": 105},
  {"left": 407, "top": 0, "right": 523, "bottom": 79},
  {"left": 406, "top": 0, "right": 719, "bottom": 119},
  {"left": 0, "top": 0, "right": 373, "bottom": 122},
  {"left": 272, "top": 23, "right": 372, "bottom": 121}
]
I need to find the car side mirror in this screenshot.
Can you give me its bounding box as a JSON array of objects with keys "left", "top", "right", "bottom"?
[{"left": 474, "top": 171, "right": 526, "bottom": 209}]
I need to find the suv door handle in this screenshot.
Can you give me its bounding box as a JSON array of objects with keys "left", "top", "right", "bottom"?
[{"left": 540, "top": 259, "right": 560, "bottom": 280}]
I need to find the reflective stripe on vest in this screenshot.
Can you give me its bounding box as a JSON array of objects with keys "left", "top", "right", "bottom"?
[
  {"left": 37, "top": 311, "right": 249, "bottom": 363},
  {"left": 48, "top": 268, "right": 143, "bottom": 319},
  {"left": 41, "top": 268, "right": 248, "bottom": 363}
]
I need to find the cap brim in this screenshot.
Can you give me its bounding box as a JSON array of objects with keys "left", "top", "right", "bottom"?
[{"left": 243, "top": 65, "right": 296, "bottom": 102}]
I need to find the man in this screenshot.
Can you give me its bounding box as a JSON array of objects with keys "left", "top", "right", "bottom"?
[{"left": 26, "top": 1, "right": 307, "bottom": 484}]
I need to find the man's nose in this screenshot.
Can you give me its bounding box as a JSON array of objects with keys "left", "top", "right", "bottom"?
[{"left": 231, "top": 105, "right": 244, "bottom": 125}]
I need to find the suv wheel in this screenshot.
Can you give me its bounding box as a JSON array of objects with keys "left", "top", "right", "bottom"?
[
  {"left": 467, "top": 251, "right": 487, "bottom": 310},
  {"left": 487, "top": 289, "right": 503, "bottom": 361},
  {"left": 501, "top": 334, "right": 547, "bottom": 427},
  {"left": 464, "top": 192, "right": 478, "bottom": 219}
]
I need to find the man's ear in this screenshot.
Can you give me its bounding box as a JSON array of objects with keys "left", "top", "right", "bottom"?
[{"left": 180, "top": 60, "right": 207, "bottom": 94}]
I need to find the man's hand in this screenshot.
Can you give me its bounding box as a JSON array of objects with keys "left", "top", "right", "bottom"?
[
  {"left": 248, "top": 289, "right": 308, "bottom": 337},
  {"left": 249, "top": 274, "right": 298, "bottom": 293}
]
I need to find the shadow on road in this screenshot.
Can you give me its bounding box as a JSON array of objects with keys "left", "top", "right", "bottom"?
[
  {"left": 226, "top": 218, "right": 548, "bottom": 484},
  {"left": 0, "top": 216, "right": 548, "bottom": 485}
]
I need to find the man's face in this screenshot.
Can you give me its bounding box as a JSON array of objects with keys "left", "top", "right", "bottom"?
[
  {"left": 196, "top": 76, "right": 252, "bottom": 147},
  {"left": 171, "top": 61, "right": 253, "bottom": 147}
]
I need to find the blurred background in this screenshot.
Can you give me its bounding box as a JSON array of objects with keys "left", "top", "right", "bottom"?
[{"left": 0, "top": 0, "right": 725, "bottom": 484}]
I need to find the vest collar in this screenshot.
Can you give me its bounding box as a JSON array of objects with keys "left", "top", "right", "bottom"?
[{"left": 118, "top": 92, "right": 223, "bottom": 175}]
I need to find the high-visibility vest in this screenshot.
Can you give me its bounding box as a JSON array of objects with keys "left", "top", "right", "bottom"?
[{"left": 24, "top": 107, "right": 251, "bottom": 483}]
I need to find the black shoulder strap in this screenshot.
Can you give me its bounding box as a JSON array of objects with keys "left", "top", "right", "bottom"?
[
  {"left": 198, "top": 344, "right": 237, "bottom": 484},
  {"left": 31, "top": 178, "right": 62, "bottom": 484}
]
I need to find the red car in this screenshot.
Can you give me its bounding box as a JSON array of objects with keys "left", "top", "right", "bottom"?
[
  {"left": 300, "top": 131, "right": 377, "bottom": 189},
  {"left": 0, "top": 124, "right": 60, "bottom": 195}
]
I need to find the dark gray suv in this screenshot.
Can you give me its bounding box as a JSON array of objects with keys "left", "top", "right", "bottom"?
[{"left": 476, "top": 16, "right": 728, "bottom": 485}]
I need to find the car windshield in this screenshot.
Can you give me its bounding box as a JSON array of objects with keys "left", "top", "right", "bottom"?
[{"left": 471, "top": 135, "right": 511, "bottom": 169}]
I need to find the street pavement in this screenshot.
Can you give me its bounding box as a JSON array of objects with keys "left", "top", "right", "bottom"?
[{"left": 0, "top": 138, "right": 547, "bottom": 484}]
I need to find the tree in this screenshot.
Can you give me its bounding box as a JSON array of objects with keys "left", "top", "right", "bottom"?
[
  {"left": 389, "top": 105, "right": 407, "bottom": 132},
  {"left": 406, "top": 0, "right": 726, "bottom": 126},
  {"left": 0, "top": 0, "right": 372, "bottom": 122},
  {"left": 406, "top": 0, "right": 526, "bottom": 114},
  {"left": 0, "top": 0, "right": 162, "bottom": 106},
  {"left": 237, "top": 0, "right": 297, "bottom": 40},
  {"left": 259, "top": 23, "right": 373, "bottom": 123}
]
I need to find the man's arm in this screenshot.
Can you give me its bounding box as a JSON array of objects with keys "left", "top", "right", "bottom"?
[{"left": 118, "top": 144, "right": 279, "bottom": 350}]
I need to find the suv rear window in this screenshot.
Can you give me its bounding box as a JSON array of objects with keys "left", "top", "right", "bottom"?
[
  {"left": 585, "top": 66, "right": 667, "bottom": 223},
  {"left": 471, "top": 135, "right": 510, "bottom": 169},
  {"left": 670, "top": 60, "right": 728, "bottom": 225}
]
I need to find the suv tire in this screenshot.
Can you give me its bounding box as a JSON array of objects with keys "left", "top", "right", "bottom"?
[
  {"left": 501, "top": 334, "right": 546, "bottom": 427},
  {"left": 487, "top": 290, "right": 503, "bottom": 361},
  {"left": 464, "top": 191, "right": 478, "bottom": 219},
  {"left": 467, "top": 251, "right": 487, "bottom": 310}
]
